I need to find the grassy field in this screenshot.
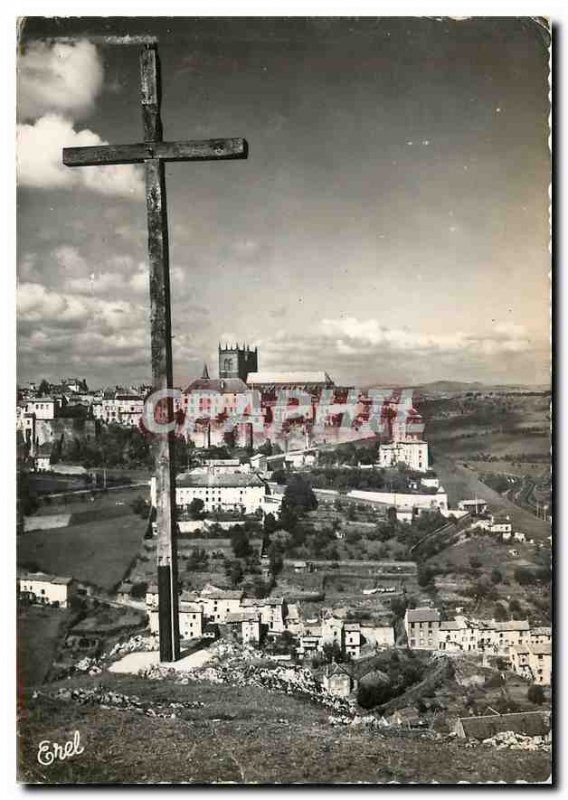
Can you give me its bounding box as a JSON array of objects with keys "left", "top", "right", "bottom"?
[
  {"left": 17, "top": 513, "right": 145, "bottom": 591},
  {"left": 427, "top": 533, "right": 551, "bottom": 623},
  {"left": 433, "top": 457, "right": 551, "bottom": 540},
  {"left": 34, "top": 487, "right": 147, "bottom": 517},
  {"left": 17, "top": 606, "right": 71, "bottom": 688},
  {"left": 18, "top": 673, "right": 551, "bottom": 784}
]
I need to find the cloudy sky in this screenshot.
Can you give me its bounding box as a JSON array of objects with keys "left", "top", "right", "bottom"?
[{"left": 17, "top": 17, "right": 551, "bottom": 389}]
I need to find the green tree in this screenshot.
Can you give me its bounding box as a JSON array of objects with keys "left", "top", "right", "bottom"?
[
  {"left": 188, "top": 498, "right": 205, "bottom": 520},
  {"left": 282, "top": 474, "right": 318, "bottom": 516},
  {"left": 527, "top": 684, "right": 545, "bottom": 705},
  {"left": 17, "top": 469, "right": 39, "bottom": 524},
  {"left": 322, "top": 641, "right": 344, "bottom": 663},
  {"left": 37, "top": 379, "right": 50, "bottom": 397},
  {"left": 230, "top": 527, "right": 252, "bottom": 559},
  {"left": 130, "top": 581, "right": 148, "bottom": 599},
  {"left": 514, "top": 567, "right": 539, "bottom": 586},
  {"left": 131, "top": 495, "right": 149, "bottom": 518},
  {"left": 357, "top": 682, "right": 392, "bottom": 709},
  {"left": 417, "top": 564, "right": 437, "bottom": 588},
  {"left": 267, "top": 542, "right": 284, "bottom": 577},
  {"left": 272, "top": 469, "right": 287, "bottom": 485},
  {"left": 490, "top": 567, "right": 503, "bottom": 584},
  {"left": 263, "top": 513, "right": 280, "bottom": 535},
  {"left": 225, "top": 559, "right": 244, "bottom": 586},
  {"left": 390, "top": 595, "right": 408, "bottom": 619},
  {"left": 187, "top": 547, "right": 209, "bottom": 571}
]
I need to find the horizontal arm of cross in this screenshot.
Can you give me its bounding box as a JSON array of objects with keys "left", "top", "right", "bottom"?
[{"left": 63, "top": 137, "right": 248, "bottom": 167}]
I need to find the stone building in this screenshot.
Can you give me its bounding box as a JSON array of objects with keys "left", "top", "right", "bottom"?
[
  {"left": 150, "top": 471, "right": 268, "bottom": 516},
  {"left": 322, "top": 662, "right": 356, "bottom": 697},
  {"left": 219, "top": 343, "right": 258, "bottom": 383},
  {"left": 404, "top": 607, "right": 441, "bottom": 649},
  {"left": 510, "top": 643, "right": 552, "bottom": 685}
]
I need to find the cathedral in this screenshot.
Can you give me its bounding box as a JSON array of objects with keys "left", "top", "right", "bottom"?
[{"left": 218, "top": 343, "right": 258, "bottom": 383}]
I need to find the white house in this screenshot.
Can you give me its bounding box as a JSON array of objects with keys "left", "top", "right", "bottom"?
[
  {"left": 150, "top": 471, "right": 268, "bottom": 516},
  {"left": 377, "top": 440, "right": 429, "bottom": 473},
  {"left": 93, "top": 393, "right": 145, "bottom": 427},
  {"left": 458, "top": 498, "right": 488, "bottom": 514},
  {"left": 343, "top": 622, "right": 362, "bottom": 658},
  {"left": 206, "top": 459, "right": 249, "bottom": 474},
  {"left": 250, "top": 453, "right": 268, "bottom": 473},
  {"left": 530, "top": 627, "right": 552, "bottom": 646},
  {"left": 18, "top": 572, "right": 76, "bottom": 608},
  {"left": 284, "top": 603, "right": 303, "bottom": 635},
  {"left": 148, "top": 600, "right": 204, "bottom": 640},
  {"left": 491, "top": 516, "right": 513, "bottom": 534},
  {"left": 360, "top": 623, "right": 395, "bottom": 648},
  {"left": 510, "top": 643, "right": 552, "bottom": 686},
  {"left": 285, "top": 449, "right": 317, "bottom": 469},
  {"left": 33, "top": 445, "right": 52, "bottom": 472},
  {"left": 492, "top": 620, "right": 530, "bottom": 655},
  {"left": 298, "top": 626, "right": 323, "bottom": 657},
  {"left": 242, "top": 597, "right": 286, "bottom": 632},
  {"left": 192, "top": 588, "right": 245, "bottom": 623},
  {"left": 404, "top": 607, "right": 441, "bottom": 649},
  {"left": 25, "top": 398, "right": 58, "bottom": 420},
  {"left": 347, "top": 487, "right": 448, "bottom": 513},
  {"left": 224, "top": 610, "right": 261, "bottom": 645}
]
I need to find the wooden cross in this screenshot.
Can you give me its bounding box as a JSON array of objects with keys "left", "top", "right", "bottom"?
[{"left": 63, "top": 44, "right": 248, "bottom": 662}]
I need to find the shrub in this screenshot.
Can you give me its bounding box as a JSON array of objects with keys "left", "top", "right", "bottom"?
[{"left": 527, "top": 684, "right": 545, "bottom": 705}]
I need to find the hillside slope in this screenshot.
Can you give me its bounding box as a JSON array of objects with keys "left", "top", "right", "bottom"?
[{"left": 18, "top": 674, "right": 551, "bottom": 784}]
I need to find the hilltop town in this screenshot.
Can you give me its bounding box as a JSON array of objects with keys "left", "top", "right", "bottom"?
[{"left": 17, "top": 345, "right": 552, "bottom": 782}]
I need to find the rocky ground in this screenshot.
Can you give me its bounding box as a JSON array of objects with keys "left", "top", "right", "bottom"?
[{"left": 18, "top": 638, "right": 552, "bottom": 785}]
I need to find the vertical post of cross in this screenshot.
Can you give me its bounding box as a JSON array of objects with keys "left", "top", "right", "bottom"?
[{"left": 141, "top": 43, "right": 180, "bottom": 662}]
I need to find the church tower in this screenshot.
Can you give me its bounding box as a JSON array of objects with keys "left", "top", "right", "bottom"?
[{"left": 218, "top": 343, "right": 258, "bottom": 382}]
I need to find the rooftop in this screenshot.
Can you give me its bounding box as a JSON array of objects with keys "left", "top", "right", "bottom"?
[
  {"left": 247, "top": 371, "right": 334, "bottom": 386},
  {"left": 177, "top": 472, "right": 265, "bottom": 488},
  {"left": 19, "top": 571, "right": 72, "bottom": 585},
  {"left": 184, "top": 376, "right": 249, "bottom": 394},
  {"left": 199, "top": 589, "right": 244, "bottom": 600},
  {"left": 439, "top": 620, "right": 464, "bottom": 631},
  {"left": 179, "top": 601, "right": 202, "bottom": 614},
  {"left": 406, "top": 607, "right": 441, "bottom": 623},
  {"left": 225, "top": 611, "right": 259, "bottom": 624},
  {"left": 458, "top": 711, "right": 550, "bottom": 740},
  {"left": 493, "top": 620, "right": 530, "bottom": 631},
  {"left": 242, "top": 597, "right": 284, "bottom": 607},
  {"left": 531, "top": 627, "right": 552, "bottom": 636}
]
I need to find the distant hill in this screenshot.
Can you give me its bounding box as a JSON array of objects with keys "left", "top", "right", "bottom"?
[
  {"left": 414, "top": 381, "right": 550, "bottom": 395},
  {"left": 362, "top": 380, "right": 549, "bottom": 395}
]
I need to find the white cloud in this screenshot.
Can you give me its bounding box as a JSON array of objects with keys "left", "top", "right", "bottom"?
[
  {"left": 251, "top": 316, "right": 540, "bottom": 386},
  {"left": 17, "top": 114, "right": 145, "bottom": 198},
  {"left": 18, "top": 40, "right": 104, "bottom": 121},
  {"left": 17, "top": 282, "right": 89, "bottom": 323},
  {"left": 318, "top": 316, "right": 532, "bottom": 355}
]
